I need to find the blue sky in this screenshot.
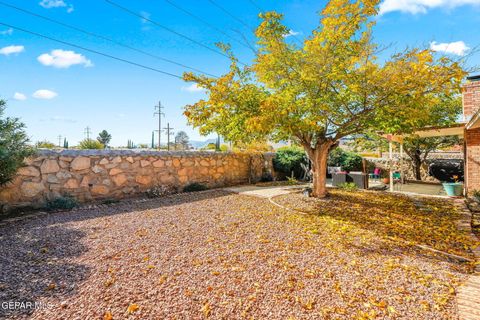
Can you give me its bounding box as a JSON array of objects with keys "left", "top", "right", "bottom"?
[{"left": 1, "top": 0, "right": 480, "bottom": 147}]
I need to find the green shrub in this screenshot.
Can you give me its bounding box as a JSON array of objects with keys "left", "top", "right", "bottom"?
[
  {"left": 46, "top": 195, "right": 78, "bottom": 210},
  {"left": 286, "top": 175, "right": 299, "bottom": 185},
  {"left": 273, "top": 146, "right": 308, "bottom": 179},
  {"left": 260, "top": 172, "right": 273, "bottom": 182},
  {"left": 183, "top": 182, "right": 208, "bottom": 192},
  {"left": 102, "top": 199, "right": 120, "bottom": 205},
  {"left": 0, "top": 100, "right": 35, "bottom": 186},
  {"left": 202, "top": 143, "right": 217, "bottom": 150},
  {"left": 78, "top": 139, "right": 104, "bottom": 150},
  {"left": 328, "top": 148, "right": 363, "bottom": 172},
  {"left": 35, "top": 140, "right": 56, "bottom": 148},
  {"left": 338, "top": 182, "right": 358, "bottom": 192}
]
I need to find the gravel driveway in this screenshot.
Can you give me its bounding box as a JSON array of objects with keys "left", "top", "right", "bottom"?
[{"left": 0, "top": 190, "right": 471, "bottom": 319}]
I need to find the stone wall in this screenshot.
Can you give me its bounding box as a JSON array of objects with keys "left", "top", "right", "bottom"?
[{"left": 0, "top": 150, "right": 275, "bottom": 210}]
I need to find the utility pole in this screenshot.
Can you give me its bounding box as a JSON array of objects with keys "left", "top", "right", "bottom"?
[
  {"left": 216, "top": 133, "right": 220, "bottom": 151},
  {"left": 163, "top": 122, "right": 174, "bottom": 151},
  {"left": 154, "top": 101, "right": 165, "bottom": 150},
  {"left": 57, "top": 135, "right": 62, "bottom": 147},
  {"left": 84, "top": 126, "right": 92, "bottom": 140}
]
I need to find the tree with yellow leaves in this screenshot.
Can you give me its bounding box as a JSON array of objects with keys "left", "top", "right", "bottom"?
[{"left": 183, "top": 0, "right": 465, "bottom": 198}]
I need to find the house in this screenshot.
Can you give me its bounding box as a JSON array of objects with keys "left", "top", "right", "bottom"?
[{"left": 462, "top": 75, "right": 480, "bottom": 194}]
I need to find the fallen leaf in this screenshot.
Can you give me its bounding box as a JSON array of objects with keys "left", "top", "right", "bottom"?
[
  {"left": 201, "top": 302, "right": 211, "bottom": 317},
  {"left": 127, "top": 303, "right": 139, "bottom": 314},
  {"left": 104, "top": 311, "right": 113, "bottom": 320}
]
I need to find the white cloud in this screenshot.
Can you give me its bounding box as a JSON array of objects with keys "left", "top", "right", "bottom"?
[
  {"left": 39, "top": 0, "right": 66, "bottom": 8},
  {"left": 284, "top": 30, "right": 301, "bottom": 38},
  {"left": 430, "top": 41, "right": 470, "bottom": 56},
  {"left": 181, "top": 83, "right": 205, "bottom": 93},
  {"left": 37, "top": 49, "right": 93, "bottom": 68},
  {"left": 13, "top": 92, "right": 27, "bottom": 101},
  {"left": 33, "top": 89, "right": 58, "bottom": 100},
  {"left": 379, "top": 0, "right": 480, "bottom": 15},
  {"left": 0, "top": 45, "right": 25, "bottom": 56},
  {"left": 0, "top": 28, "right": 13, "bottom": 36},
  {"left": 39, "top": 0, "right": 74, "bottom": 13}
]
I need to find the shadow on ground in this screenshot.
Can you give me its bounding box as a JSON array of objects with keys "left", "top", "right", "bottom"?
[
  {"left": 0, "top": 190, "right": 233, "bottom": 317},
  {"left": 0, "top": 224, "right": 89, "bottom": 318},
  {"left": 273, "top": 189, "right": 479, "bottom": 265}
]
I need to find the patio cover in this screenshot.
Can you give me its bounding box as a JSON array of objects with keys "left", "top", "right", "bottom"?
[{"left": 381, "top": 122, "right": 465, "bottom": 192}]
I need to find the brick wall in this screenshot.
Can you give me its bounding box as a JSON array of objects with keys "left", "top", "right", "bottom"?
[
  {"left": 463, "top": 80, "right": 480, "bottom": 121},
  {"left": 465, "top": 128, "right": 480, "bottom": 194},
  {"left": 0, "top": 150, "right": 275, "bottom": 211}
]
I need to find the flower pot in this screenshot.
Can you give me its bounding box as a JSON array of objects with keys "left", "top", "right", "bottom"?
[
  {"left": 442, "top": 182, "right": 463, "bottom": 197},
  {"left": 382, "top": 178, "right": 390, "bottom": 184}
]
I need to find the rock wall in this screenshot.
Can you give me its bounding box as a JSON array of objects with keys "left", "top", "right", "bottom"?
[{"left": 0, "top": 150, "right": 275, "bottom": 210}]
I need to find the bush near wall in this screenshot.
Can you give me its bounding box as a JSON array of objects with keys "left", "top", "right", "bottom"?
[
  {"left": 328, "top": 148, "right": 363, "bottom": 172},
  {"left": 273, "top": 146, "right": 308, "bottom": 179}
]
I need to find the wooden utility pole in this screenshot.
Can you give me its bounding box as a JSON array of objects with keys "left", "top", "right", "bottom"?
[
  {"left": 57, "top": 135, "right": 62, "bottom": 147},
  {"left": 163, "top": 122, "right": 174, "bottom": 151},
  {"left": 154, "top": 101, "right": 164, "bottom": 150}
]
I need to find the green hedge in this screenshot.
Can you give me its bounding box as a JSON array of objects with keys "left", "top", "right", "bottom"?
[
  {"left": 328, "top": 148, "right": 363, "bottom": 172},
  {"left": 273, "top": 146, "right": 308, "bottom": 179}
]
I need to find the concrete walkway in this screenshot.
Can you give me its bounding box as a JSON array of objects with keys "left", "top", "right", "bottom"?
[{"left": 224, "top": 184, "right": 308, "bottom": 198}]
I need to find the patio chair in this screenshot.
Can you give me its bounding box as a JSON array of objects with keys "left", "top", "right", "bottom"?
[
  {"left": 369, "top": 168, "right": 381, "bottom": 181},
  {"left": 393, "top": 171, "right": 402, "bottom": 190}
]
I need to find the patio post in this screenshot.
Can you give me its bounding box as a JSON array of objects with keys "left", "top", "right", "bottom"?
[
  {"left": 400, "top": 142, "right": 404, "bottom": 184},
  {"left": 389, "top": 140, "right": 394, "bottom": 192}
]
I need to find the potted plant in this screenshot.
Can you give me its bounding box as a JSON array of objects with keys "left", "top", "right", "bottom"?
[
  {"left": 381, "top": 170, "right": 390, "bottom": 184},
  {"left": 442, "top": 175, "right": 464, "bottom": 197}
]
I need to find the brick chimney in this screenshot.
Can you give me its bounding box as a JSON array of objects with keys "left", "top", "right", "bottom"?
[{"left": 463, "top": 75, "right": 480, "bottom": 122}]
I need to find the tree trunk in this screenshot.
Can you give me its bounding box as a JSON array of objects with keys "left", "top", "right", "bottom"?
[
  {"left": 413, "top": 153, "right": 422, "bottom": 181},
  {"left": 306, "top": 141, "right": 333, "bottom": 198}
]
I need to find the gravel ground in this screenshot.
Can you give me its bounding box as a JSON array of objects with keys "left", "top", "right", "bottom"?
[{"left": 0, "top": 190, "right": 473, "bottom": 319}]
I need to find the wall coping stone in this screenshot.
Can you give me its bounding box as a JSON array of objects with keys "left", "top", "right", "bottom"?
[{"left": 35, "top": 149, "right": 276, "bottom": 157}]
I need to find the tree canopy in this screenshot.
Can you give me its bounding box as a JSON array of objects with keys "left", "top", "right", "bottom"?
[
  {"left": 0, "top": 100, "right": 34, "bottom": 186},
  {"left": 183, "top": 0, "right": 465, "bottom": 197},
  {"left": 97, "top": 130, "right": 112, "bottom": 148},
  {"left": 174, "top": 131, "right": 190, "bottom": 150}
]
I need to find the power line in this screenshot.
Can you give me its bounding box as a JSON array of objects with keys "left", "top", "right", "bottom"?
[
  {"left": 163, "top": 0, "right": 251, "bottom": 50},
  {"left": 0, "top": 1, "right": 216, "bottom": 77},
  {"left": 207, "top": 0, "right": 253, "bottom": 31},
  {"left": 248, "top": 0, "right": 264, "bottom": 12},
  {"left": 105, "top": 0, "right": 246, "bottom": 66},
  {"left": 0, "top": 22, "right": 183, "bottom": 79}
]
